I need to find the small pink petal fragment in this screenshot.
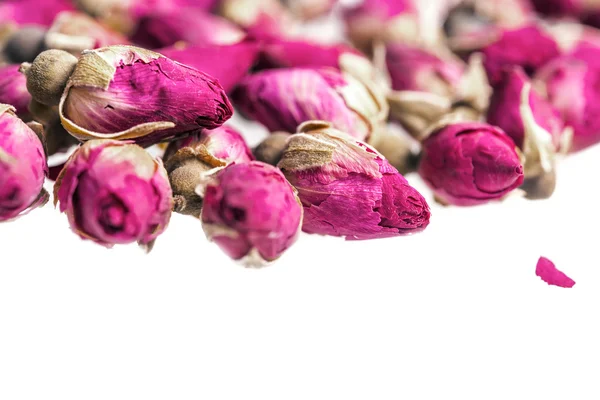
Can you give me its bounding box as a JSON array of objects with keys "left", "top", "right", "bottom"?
[{"left": 536, "top": 257, "right": 576, "bottom": 288}]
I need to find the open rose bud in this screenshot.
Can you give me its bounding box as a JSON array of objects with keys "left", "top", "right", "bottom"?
[
  {"left": 487, "top": 67, "right": 568, "bottom": 199},
  {"left": 233, "top": 68, "right": 388, "bottom": 142},
  {"left": 158, "top": 41, "right": 259, "bottom": 93},
  {"left": 131, "top": 8, "right": 245, "bottom": 49},
  {"left": 278, "top": 121, "right": 430, "bottom": 240},
  {"left": 218, "top": 0, "right": 295, "bottom": 40},
  {"left": 201, "top": 161, "right": 303, "bottom": 266},
  {"left": 0, "top": 104, "right": 48, "bottom": 221},
  {"left": 534, "top": 53, "right": 600, "bottom": 151},
  {"left": 419, "top": 121, "right": 524, "bottom": 206},
  {"left": 54, "top": 139, "right": 172, "bottom": 248},
  {"left": 0, "top": 65, "right": 32, "bottom": 120},
  {"left": 21, "top": 46, "right": 233, "bottom": 147},
  {"left": 481, "top": 24, "right": 561, "bottom": 85},
  {"left": 282, "top": 0, "right": 337, "bottom": 20},
  {"left": 0, "top": 0, "right": 75, "bottom": 27},
  {"left": 164, "top": 126, "right": 253, "bottom": 217}
]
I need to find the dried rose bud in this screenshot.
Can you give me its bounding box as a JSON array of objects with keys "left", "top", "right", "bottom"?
[
  {"left": 419, "top": 122, "right": 524, "bottom": 206},
  {"left": 164, "top": 125, "right": 253, "bottom": 217},
  {"left": 0, "top": 65, "right": 32, "bottom": 120},
  {"left": 131, "top": 8, "right": 246, "bottom": 49},
  {"left": 158, "top": 41, "right": 259, "bottom": 93},
  {"left": 369, "top": 129, "right": 420, "bottom": 175},
  {"left": 487, "top": 68, "right": 569, "bottom": 199},
  {"left": 21, "top": 46, "right": 233, "bottom": 147},
  {"left": 54, "top": 139, "right": 172, "bottom": 248},
  {"left": 0, "top": 0, "right": 75, "bottom": 27},
  {"left": 482, "top": 24, "right": 561, "bottom": 85},
  {"left": 278, "top": 121, "right": 430, "bottom": 240},
  {"left": 282, "top": 0, "right": 337, "bottom": 20},
  {"left": 531, "top": 0, "right": 600, "bottom": 27},
  {"left": 342, "top": 0, "right": 421, "bottom": 51},
  {"left": 1, "top": 26, "right": 47, "bottom": 64},
  {"left": 201, "top": 161, "right": 303, "bottom": 266},
  {"left": 534, "top": 53, "right": 600, "bottom": 151},
  {"left": 233, "top": 68, "right": 388, "bottom": 142},
  {"left": 0, "top": 104, "right": 48, "bottom": 221},
  {"left": 535, "top": 256, "right": 576, "bottom": 288},
  {"left": 218, "top": 0, "right": 296, "bottom": 40},
  {"left": 253, "top": 132, "right": 291, "bottom": 166},
  {"left": 258, "top": 39, "right": 363, "bottom": 70}
]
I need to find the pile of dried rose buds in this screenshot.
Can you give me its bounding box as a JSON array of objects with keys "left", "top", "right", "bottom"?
[{"left": 0, "top": 0, "right": 590, "bottom": 279}]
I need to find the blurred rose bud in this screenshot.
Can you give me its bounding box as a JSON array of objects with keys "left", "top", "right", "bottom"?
[
  {"left": 253, "top": 132, "right": 290, "bottom": 166},
  {"left": 482, "top": 24, "right": 560, "bottom": 85},
  {"left": 233, "top": 68, "right": 388, "bottom": 142},
  {"left": 158, "top": 41, "right": 259, "bottom": 93},
  {"left": 278, "top": 121, "right": 430, "bottom": 240},
  {"left": 0, "top": 104, "right": 48, "bottom": 221},
  {"left": 21, "top": 46, "right": 233, "bottom": 147},
  {"left": 488, "top": 67, "right": 568, "bottom": 199},
  {"left": 0, "top": 0, "right": 75, "bottom": 27},
  {"left": 165, "top": 126, "right": 253, "bottom": 217},
  {"left": 282, "top": 0, "right": 337, "bottom": 20},
  {"left": 258, "top": 39, "right": 363, "bottom": 70},
  {"left": 201, "top": 161, "right": 303, "bottom": 266},
  {"left": 218, "top": 0, "right": 296, "bottom": 40},
  {"left": 54, "top": 139, "right": 172, "bottom": 248},
  {"left": 0, "top": 65, "right": 32, "bottom": 120},
  {"left": 131, "top": 8, "right": 245, "bottom": 49},
  {"left": 369, "top": 128, "right": 420, "bottom": 175},
  {"left": 531, "top": 0, "right": 600, "bottom": 28},
  {"left": 419, "top": 121, "right": 524, "bottom": 206}
]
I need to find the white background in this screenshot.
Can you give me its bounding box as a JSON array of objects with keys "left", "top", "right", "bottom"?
[{"left": 1, "top": 141, "right": 599, "bottom": 399}]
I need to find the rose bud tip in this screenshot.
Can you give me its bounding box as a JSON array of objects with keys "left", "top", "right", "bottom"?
[{"left": 22, "top": 49, "right": 78, "bottom": 107}]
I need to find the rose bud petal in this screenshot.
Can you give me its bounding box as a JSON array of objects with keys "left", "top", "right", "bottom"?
[
  {"left": 418, "top": 121, "right": 525, "bottom": 206},
  {"left": 158, "top": 41, "right": 259, "bottom": 93},
  {"left": 253, "top": 132, "right": 291, "bottom": 166},
  {"left": 0, "top": 104, "right": 48, "bottom": 221},
  {"left": 278, "top": 121, "right": 430, "bottom": 240},
  {"left": 0, "top": 0, "right": 75, "bottom": 27},
  {"left": 233, "top": 68, "right": 388, "bottom": 142},
  {"left": 164, "top": 125, "right": 253, "bottom": 217},
  {"left": 21, "top": 46, "right": 233, "bottom": 147},
  {"left": 201, "top": 161, "right": 303, "bottom": 266},
  {"left": 131, "top": 8, "right": 246, "bottom": 49},
  {"left": 481, "top": 24, "right": 561, "bottom": 85},
  {"left": 282, "top": 0, "right": 337, "bottom": 20},
  {"left": 534, "top": 54, "right": 600, "bottom": 151},
  {"left": 258, "top": 39, "right": 363, "bottom": 70},
  {"left": 218, "top": 0, "right": 296, "bottom": 40},
  {"left": 54, "top": 139, "right": 172, "bottom": 249},
  {"left": 0, "top": 65, "right": 32, "bottom": 120},
  {"left": 488, "top": 68, "right": 569, "bottom": 199},
  {"left": 536, "top": 256, "right": 576, "bottom": 288}
]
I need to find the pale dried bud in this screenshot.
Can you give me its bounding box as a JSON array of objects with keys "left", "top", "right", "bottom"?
[{"left": 218, "top": 0, "right": 296, "bottom": 39}]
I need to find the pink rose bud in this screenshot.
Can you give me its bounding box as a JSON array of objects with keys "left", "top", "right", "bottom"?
[
  {"left": 0, "top": 104, "right": 48, "bottom": 221},
  {"left": 20, "top": 46, "right": 233, "bottom": 147},
  {"left": 0, "top": 65, "right": 32, "bottom": 120},
  {"left": 201, "top": 161, "right": 303, "bottom": 265},
  {"left": 233, "top": 68, "right": 388, "bottom": 142},
  {"left": 131, "top": 8, "right": 245, "bottom": 49},
  {"left": 278, "top": 121, "right": 430, "bottom": 240},
  {"left": 218, "top": 0, "right": 296, "bottom": 40},
  {"left": 258, "top": 39, "right": 364, "bottom": 70},
  {"left": 0, "top": 0, "right": 75, "bottom": 27},
  {"left": 54, "top": 139, "right": 172, "bottom": 248},
  {"left": 283, "top": 0, "right": 337, "bottom": 20},
  {"left": 165, "top": 125, "right": 254, "bottom": 217},
  {"left": 419, "top": 122, "right": 525, "bottom": 206},
  {"left": 535, "top": 256, "right": 576, "bottom": 288},
  {"left": 534, "top": 53, "right": 600, "bottom": 151},
  {"left": 531, "top": 0, "right": 600, "bottom": 27},
  {"left": 482, "top": 24, "right": 561, "bottom": 85},
  {"left": 158, "top": 41, "right": 259, "bottom": 93}
]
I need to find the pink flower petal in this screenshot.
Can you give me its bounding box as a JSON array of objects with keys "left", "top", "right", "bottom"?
[{"left": 536, "top": 257, "right": 576, "bottom": 288}]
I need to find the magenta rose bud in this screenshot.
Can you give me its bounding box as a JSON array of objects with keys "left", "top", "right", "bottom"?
[
  {"left": 419, "top": 122, "right": 525, "bottom": 206},
  {"left": 535, "top": 256, "right": 576, "bottom": 288},
  {"left": 0, "top": 105, "right": 48, "bottom": 221},
  {"left": 201, "top": 161, "right": 303, "bottom": 266},
  {"left": 158, "top": 41, "right": 259, "bottom": 93},
  {"left": 0, "top": 65, "right": 32, "bottom": 120},
  {"left": 534, "top": 54, "right": 600, "bottom": 151},
  {"left": 482, "top": 25, "right": 560, "bottom": 85},
  {"left": 37, "top": 46, "right": 234, "bottom": 147},
  {"left": 54, "top": 139, "right": 172, "bottom": 248},
  {"left": 0, "top": 0, "right": 75, "bottom": 27},
  {"left": 258, "top": 39, "right": 364, "bottom": 70},
  {"left": 131, "top": 8, "right": 245, "bottom": 49},
  {"left": 278, "top": 121, "right": 430, "bottom": 240},
  {"left": 233, "top": 68, "right": 388, "bottom": 142}
]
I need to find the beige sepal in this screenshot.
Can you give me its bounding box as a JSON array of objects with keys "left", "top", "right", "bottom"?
[{"left": 455, "top": 53, "right": 492, "bottom": 114}]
